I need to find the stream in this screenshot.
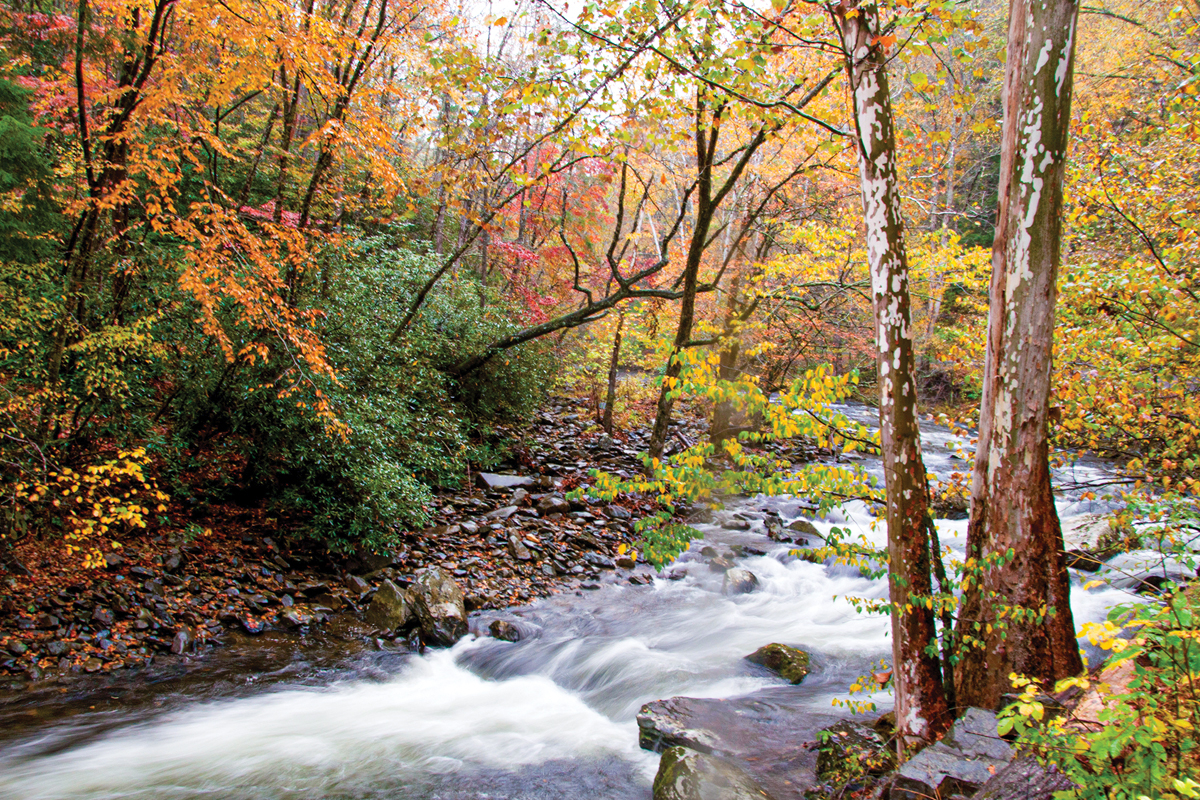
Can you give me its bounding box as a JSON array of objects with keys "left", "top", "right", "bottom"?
[{"left": 0, "top": 408, "right": 1149, "bottom": 800}]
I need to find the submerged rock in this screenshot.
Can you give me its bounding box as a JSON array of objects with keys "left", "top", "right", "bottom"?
[
  {"left": 652, "top": 747, "right": 776, "bottom": 800},
  {"left": 744, "top": 643, "right": 810, "bottom": 684},
  {"left": 408, "top": 567, "right": 468, "bottom": 646},
  {"left": 364, "top": 579, "right": 410, "bottom": 632},
  {"left": 489, "top": 619, "right": 522, "bottom": 642}
]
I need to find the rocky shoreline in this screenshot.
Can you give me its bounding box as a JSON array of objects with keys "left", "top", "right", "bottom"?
[{"left": 0, "top": 397, "right": 726, "bottom": 690}]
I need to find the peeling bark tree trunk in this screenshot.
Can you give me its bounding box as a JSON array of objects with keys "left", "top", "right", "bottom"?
[
  {"left": 837, "top": 0, "right": 950, "bottom": 748},
  {"left": 955, "top": 0, "right": 1083, "bottom": 710}
]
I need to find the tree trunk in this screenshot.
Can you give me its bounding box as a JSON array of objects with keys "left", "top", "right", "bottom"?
[
  {"left": 955, "top": 0, "right": 1083, "bottom": 710},
  {"left": 837, "top": 0, "right": 951, "bottom": 748},
  {"left": 603, "top": 308, "right": 624, "bottom": 434}
]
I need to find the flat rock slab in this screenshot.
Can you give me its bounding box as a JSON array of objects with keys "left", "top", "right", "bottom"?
[
  {"left": 973, "top": 757, "right": 1075, "bottom": 800},
  {"left": 475, "top": 472, "right": 534, "bottom": 490},
  {"left": 891, "top": 708, "right": 1013, "bottom": 800},
  {"left": 638, "top": 687, "right": 844, "bottom": 799}
]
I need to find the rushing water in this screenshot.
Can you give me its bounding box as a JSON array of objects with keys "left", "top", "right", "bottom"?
[{"left": 0, "top": 411, "right": 1143, "bottom": 800}]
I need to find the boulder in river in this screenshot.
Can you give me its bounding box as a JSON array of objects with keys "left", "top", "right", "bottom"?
[
  {"left": 723, "top": 568, "right": 759, "bottom": 595},
  {"left": 652, "top": 746, "right": 776, "bottom": 800},
  {"left": 364, "top": 579, "right": 410, "bottom": 631},
  {"left": 638, "top": 690, "right": 841, "bottom": 797},
  {"left": 744, "top": 643, "right": 810, "bottom": 684},
  {"left": 488, "top": 619, "right": 523, "bottom": 642},
  {"left": 408, "top": 567, "right": 468, "bottom": 646}
]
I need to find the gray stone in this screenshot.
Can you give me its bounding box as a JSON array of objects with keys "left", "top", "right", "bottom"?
[
  {"left": 583, "top": 552, "right": 616, "bottom": 569},
  {"left": 364, "top": 579, "right": 410, "bottom": 631},
  {"left": 652, "top": 747, "right": 776, "bottom": 800},
  {"left": 638, "top": 690, "right": 842, "bottom": 798},
  {"left": 170, "top": 630, "right": 190, "bottom": 655},
  {"left": 708, "top": 556, "right": 735, "bottom": 572},
  {"left": 409, "top": 567, "right": 468, "bottom": 646},
  {"left": 281, "top": 608, "right": 315, "bottom": 627},
  {"left": 607, "top": 505, "right": 632, "bottom": 520},
  {"left": 744, "top": 643, "right": 810, "bottom": 684},
  {"left": 722, "top": 519, "right": 751, "bottom": 531},
  {"left": 476, "top": 472, "right": 534, "bottom": 490},
  {"left": 345, "top": 575, "right": 370, "bottom": 597},
  {"left": 891, "top": 708, "right": 1013, "bottom": 800},
  {"left": 723, "top": 568, "right": 759, "bottom": 595},
  {"left": 487, "top": 505, "right": 519, "bottom": 520},
  {"left": 537, "top": 495, "right": 571, "bottom": 515},
  {"left": 973, "top": 757, "right": 1075, "bottom": 800},
  {"left": 103, "top": 552, "right": 125, "bottom": 569},
  {"left": 511, "top": 488, "right": 530, "bottom": 505},
  {"left": 507, "top": 533, "right": 532, "bottom": 561}
]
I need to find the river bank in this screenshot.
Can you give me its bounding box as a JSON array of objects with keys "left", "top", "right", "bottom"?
[{"left": 0, "top": 396, "right": 730, "bottom": 689}]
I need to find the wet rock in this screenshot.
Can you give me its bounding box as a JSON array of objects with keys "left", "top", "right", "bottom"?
[
  {"left": 652, "top": 746, "right": 776, "bottom": 800},
  {"left": 708, "top": 556, "right": 735, "bottom": 572},
  {"left": 891, "top": 708, "right": 1014, "bottom": 800},
  {"left": 787, "top": 519, "right": 820, "bottom": 536},
  {"left": 241, "top": 617, "right": 266, "bottom": 635},
  {"left": 616, "top": 555, "right": 636, "bottom": 569},
  {"left": 409, "top": 567, "right": 468, "bottom": 646},
  {"left": 607, "top": 505, "right": 632, "bottom": 520},
  {"left": 345, "top": 575, "right": 370, "bottom": 597},
  {"left": 163, "top": 551, "right": 185, "bottom": 573},
  {"left": 814, "top": 720, "right": 895, "bottom": 784},
  {"left": 6, "top": 641, "right": 26, "bottom": 656},
  {"left": 537, "top": 495, "right": 571, "bottom": 515},
  {"left": 280, "top": 608, "right": 314, "bottom": 627},
  {"left": 489, "top": 619, "right": 523, "bottom": 642},
  {"left": 1065, "top": 549, "right": 1104, "bottom": 572},
  {"left": 35, "top": 613, "right": 58, "bottom": 629},
  {"left": 639, "top": 691, "right": 841, "bottom": 798},
  {"left": 511, "top": 488, "right": 530, "bottom": 505},
  {"left": 364, "top": 579, "right": 410, "bottom": 632},
  {"left": 972, "top": 757, "right": 1075, "bottom": 800},
  {"left": 91, "top": 607, "right": 115, "bottom": 627},
  {"left": 507, "top": 533, "right": 532, "bottom": 561},
  {"left": 487, "top": 506, "right": 519, "bottom": 521},
  {"left": 170, "top": 629, "right": 191, "bottom": 655},
  {"left": 722, "top": 519, "right": 751, "bottom": 531},
  {"left": 583, "top": 552, "right": 616, "bottom": 569},
  {"left": 744, "top": 643, "right": 810, "bottom": 684},
  {"left": 103, "top": 552, "right": 125, "bottom": 569},
  {"left": 476, "top": 473, "right": 534, "bottom": 490},
  {"left": 723, "top": 569, "right": 759, "bottom": 595}
]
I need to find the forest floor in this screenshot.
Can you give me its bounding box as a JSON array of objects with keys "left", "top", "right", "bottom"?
[{"left": 0, "top": 396, "right": 733, "bottom": 689}]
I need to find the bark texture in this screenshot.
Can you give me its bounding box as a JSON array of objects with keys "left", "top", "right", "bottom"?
[
  {"left": 838, "top": 0, "right": 950, "bottom": 747},
  {"left": 955, "top": 0, "right": 1084, "bottom": 710}
]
